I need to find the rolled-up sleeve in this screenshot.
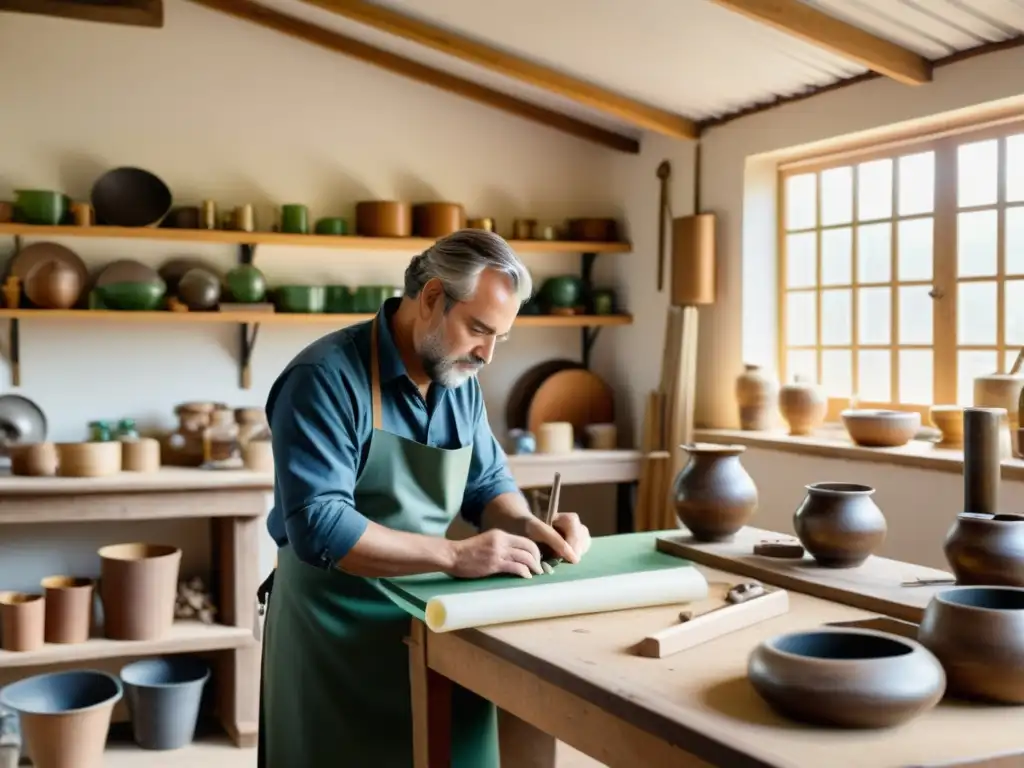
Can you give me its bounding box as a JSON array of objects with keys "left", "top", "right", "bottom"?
[
  {"left": 460, "top": 390, "right": 521, "bottom": 527},
  {"left": 269, "top": 363, "right": 369, "bottom": 569}
]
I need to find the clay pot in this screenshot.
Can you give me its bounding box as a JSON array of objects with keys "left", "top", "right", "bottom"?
[
  {"left": 944, "top": 512, "right": 1024, "bottom": 586},
  {"left": 26, "top": 259, "right": 83, "bottom": 309},
  {"left": 748, "top": 627, "right": 945, "bottom": 728},
  {"left": 0, "top": 591, "right": 45, "bottom": 652},
  {"left": 841, "top": 409, "right": 920, "bottom": 447},
  {"left": 672, "top": 443, "right": 758, "bottom": 541},
  {"left": 929, "top": 405, "right": 964, "bottom": 448},
  {"left": 735, "top": 364, "right": 777, "bottom": 431},
  {"left": 778, "top": 376, "right": 826, "bottom": 436},
  {"left": 9, "top": 441, "right": 58, "bottom": 476},
  {"left": 917, "top": 586, "right": 1024, "bottom": 704},
  {"left": 975, "top": 373, "right": 1024, "bottom": 457},
  {"left": 793, "top": 482, "right": 887, "bottom": 568},
  {"left": 98, "top": 543, "right": 181, "bottom": 641},
  {"left": 41, "top": 576, "right": 94, "bottom": 645}
]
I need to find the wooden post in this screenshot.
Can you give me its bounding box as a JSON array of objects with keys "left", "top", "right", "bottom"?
[{"left": 408, "top": 620, "right": 453, "bottom": 767}]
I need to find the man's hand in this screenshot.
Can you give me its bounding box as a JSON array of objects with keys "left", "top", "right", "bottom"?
[
  {"left": 511, "top": 512, "right": 591, "bottom": 565},
  {"left": 447, "top": 529, "right": 545, "bottom": 579}
]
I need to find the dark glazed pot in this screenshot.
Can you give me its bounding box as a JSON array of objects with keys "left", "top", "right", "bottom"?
[
  {"left": 748, "top": 628, "right": 945, "bottom": 728},
  {"left": 793, "top": 482, "right": 886, "bottom": 568},
  {"left": 672, "top": 443, "right": 757, "bottom": 541},
  {"left": 917, "top": 586, "right": 1024, "bottom": 704},
  {"left": 944, "top": 512, "right": 1024, "bottom": 586}
]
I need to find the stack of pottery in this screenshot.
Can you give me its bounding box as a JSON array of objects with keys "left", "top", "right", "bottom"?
[
  {"left": 672, "top": 443, "right": 758, "bottom": 541},
  {"left": 735, "top": 364, "right": 777, "bottom": 430},
  {"left": 778, "top": 376, "right": 826, "bottom": 436}
]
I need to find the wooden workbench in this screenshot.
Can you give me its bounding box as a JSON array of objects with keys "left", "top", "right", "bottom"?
[
  {"left": 408, "top": 529, "right": 1024, "bottom": 768},
  {"left": 0, "top": 468, "right": 268, "bottom": 748}
]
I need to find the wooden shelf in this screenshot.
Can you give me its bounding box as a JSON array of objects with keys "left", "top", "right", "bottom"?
[
  {"left": 0, "top": 620, "right": 253, "bottom": 670},
  {"left": 0, "top": 308, "right": 633, "bottom": 328},
  {"left": 0, "top": 222, "right": 632, "bottom": 254}
]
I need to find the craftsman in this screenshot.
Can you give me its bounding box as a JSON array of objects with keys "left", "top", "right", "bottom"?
[{"left": 257, "top": 228, "right": 592, "bottom": 768}]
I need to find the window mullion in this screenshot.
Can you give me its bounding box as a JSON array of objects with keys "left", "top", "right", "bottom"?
[{"left": 933, "top": 140, "right": 958, "bottom": 405}]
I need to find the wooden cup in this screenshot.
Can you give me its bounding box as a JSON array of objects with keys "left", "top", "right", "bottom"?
[
  {"left": 41, "top": 576, "right": 94, "bottom": 644},
  {"left": 0, "top": 591, "right": 46, "bottom": 652},
  {"left": 121, "top": 437, "right": 161, "bottom": 473},
  {"left": 9, "top": 442, "right": 58, "bottom": 476},
  {"left": 536, "top": 422, "right": 574, "bottom": 454}
]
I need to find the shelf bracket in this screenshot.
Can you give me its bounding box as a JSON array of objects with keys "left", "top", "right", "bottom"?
[
  {"left": 580, "top": 251, "right": 600, "bottom": 368},
  {"left": 239, "top": 322, "right": 260, "bottom": 390},
  {"left": 8, "top": 318, "right": 19, "bottom": 387},
  {"left": 239, "top": 243, "right": 256, "bottom": 265}
]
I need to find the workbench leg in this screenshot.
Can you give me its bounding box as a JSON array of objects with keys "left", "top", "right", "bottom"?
[
  {"left": 408, "top": 620, "right": 452, "bottom": 768},
  {"left": 498, "top": 709, "right": 557, "bottom": 768},
  {"left": 616, "top": 481, "right": 636, "bottom": 534},
  {"left": 214, "top": 515, "right": 261, "bottom": 748}
]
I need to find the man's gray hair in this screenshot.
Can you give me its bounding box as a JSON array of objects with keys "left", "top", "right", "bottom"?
[{"left": 403, "top": 229, "right": 533, "bottom": 310}]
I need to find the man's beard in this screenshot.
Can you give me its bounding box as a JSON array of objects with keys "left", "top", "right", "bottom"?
[{"left": 418, "top": 324, "right": 484, "bottom": 388}]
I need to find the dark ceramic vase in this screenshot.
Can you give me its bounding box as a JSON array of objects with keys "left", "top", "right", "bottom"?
[
  {"left": 917, "top": 586, "right": 1024, "bottom": 704},
  {"left": 672, "top": 443, "right": 757, "bottom": 541},
  {"left": 793, "top": 482, "right": 886, "bottom": 568},
  {"left": 748, "top": 627, "right": 945, "bottom": 728},
  {"left": 944, "top": 512, "right": 1024, "bottom": 586}
]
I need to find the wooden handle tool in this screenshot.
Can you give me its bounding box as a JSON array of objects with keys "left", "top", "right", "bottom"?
[{"left": 541, "top": 472, "right": 563, "bottom": 574}]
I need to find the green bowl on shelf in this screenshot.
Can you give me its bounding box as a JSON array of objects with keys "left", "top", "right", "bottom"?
[
  {"left": 540, "top": 276, "right": 583, "bottom": 310},
  {"left": 315, "top": 217, "right": 348, "bottom": 236},
  {"left": 275, "top": 285, "right": 325, "bottom": 313},
  {"left": 352, "top": 285, "right": 401, "bottom": 313},
  {"left": 225, "top": 264, "right": 267, "bottom": 303},
  {"left": 325, "top": 285, "right": 353, "bottom": 313},
  {"left": 95, "top": 280, "right": 166, "bottom": 311},
  {"left": 14, "top": 190, "right": 68, "bottom": 225}
]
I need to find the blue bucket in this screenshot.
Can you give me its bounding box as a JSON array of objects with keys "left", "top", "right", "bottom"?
[
  {"left": 0, "top": 670, "right": 122, "bottom": 768},
  {"left": 120, "top": 656, "right": 210, "bottom": 750}
]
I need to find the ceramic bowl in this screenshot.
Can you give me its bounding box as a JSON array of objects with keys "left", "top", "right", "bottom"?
[
  {"left": 748, "top": 627, "right": 945, "bottom": 728},
  {"left": 929, "top": 405, "right": 964, "bottom": 448},
  {"left": 96, "top": 281, "right": 165, "bottom": 311},
  {"left": 918, "top": 586, "right": 1024, "bottom": 703},
  {"left": 275, "top": 286, "right": 326, "bottom": 314},
  {"left": 841, "top": 409, "right": 921, "bottom": 447},
  {"left": 14, "top": 189, "right": 67, "bottom": 225}
]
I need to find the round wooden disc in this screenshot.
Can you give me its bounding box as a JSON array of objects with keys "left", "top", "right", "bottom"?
[
  {"left": 527, "top": 369, "right": 614, "bottom": 440},
  {"left": 504, "top": 359, "right": 582, "bottom": 431}
]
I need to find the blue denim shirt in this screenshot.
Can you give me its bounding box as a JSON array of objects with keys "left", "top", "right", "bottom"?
[{"left": 264, "top": 297, "right": 520, "bottom": 569}]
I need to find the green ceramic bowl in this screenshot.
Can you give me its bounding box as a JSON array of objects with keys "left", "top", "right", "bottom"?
[
  {"left": 540, "top": 276, "right": 583, "bottom": 309},
  {"left": 352, "top": 285, "right": 401, "bottom": 313},
  {"left": 96, "top": 280, "right": 165, "bottom": 311},
  {"left": 315, "top": 217, "right": 348, "bottom": 236},
  {"left": 275, "top": 285, "right": 325, "bottom": 313},
  {"left": 225, "top": 264, "right": 267, "bottom": 303},
  {"left": 14, "top": 190, "right": 67, "bottom": 225},
  {"left": 325, "top": 285, "right": 353, "bottom": 313}
]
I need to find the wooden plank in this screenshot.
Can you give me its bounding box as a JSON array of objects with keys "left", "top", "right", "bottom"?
[
  {"left": 0, "top": 468, "right": 273, "bottom": 498},
  {"left": 507, "top": 449, "right": 642, "bottom": 489},
  {"left": 637, "top": 588, "right": 789, "bottom": 659},
  {"left": 187, "top": 0, "right": 641, "bottom": 153},
  {"left": 0, "top": 222, "right": 633, "bottom": 253},
  {"left": 656, "top": 526, "right": 953, "bottom": 623},
  {"left": 300, "top": 0, "right": 699, "bottom": 141},
  {"left": 0, "top": 620, "right": 252, "bottom": 669},
  {"left": 708, "top": 0, "right": 931, "bottom": 85},
  {"left": 0, "top": 488, "right": 269, "bottom": 523},
  {"left": 0, "top": 0, "right": 163, "bottom": 28}
]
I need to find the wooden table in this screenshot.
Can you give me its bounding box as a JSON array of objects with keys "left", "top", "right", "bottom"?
[
  {"left": 0, "top": 468, "right": 268, "bottom": 748},
  {"left": 407, "top": 529, "right": 1024, "bottom": 768}
]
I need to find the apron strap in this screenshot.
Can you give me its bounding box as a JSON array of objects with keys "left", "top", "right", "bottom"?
[{"left": 370, "top": 317, "right": 384, "bottom": 431}]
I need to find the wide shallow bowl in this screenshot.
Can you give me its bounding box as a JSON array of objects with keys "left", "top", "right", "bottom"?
[
  {"left": 91, "top": 166, "right": 172, "bottom": 227},
  {"left": 917, "top": 586, "right": 1024, "bottom": 704},
  {"left": 841, "top": 409, "right": 921, "bottom": 447},
  {"left": 748, "top": 627, "right": 945, "bottom": 728}
]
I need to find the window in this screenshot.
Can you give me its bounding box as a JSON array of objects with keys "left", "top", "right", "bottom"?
[{"left": 779, "top": 121, "right": 1024, "bottom": 419}]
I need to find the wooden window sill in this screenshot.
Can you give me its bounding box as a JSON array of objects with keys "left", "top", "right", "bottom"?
[{"left": 693, "top": 427, "right": 1024, "bottom": 483}]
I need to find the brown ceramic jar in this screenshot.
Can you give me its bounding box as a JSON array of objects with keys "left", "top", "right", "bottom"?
[
  {"left": 735, "top": 364, "right": 777, "bottom": 431},
  {"left": 778, "top": 376, "right": 826, "bottom": 436},
  {"left": 944, "top": 512, "right": 1024, "bottom": 586},
  {"left": 917, "top": 586, "right": 1024, "bottom": 704},
  {"left": 672, "top": 443, "right": 758, "bottom": 542},
  {"left": 793, "top": 482, "right": 887, "bottom": 568}
]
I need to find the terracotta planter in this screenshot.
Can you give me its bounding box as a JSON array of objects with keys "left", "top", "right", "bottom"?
[
  {"left": 735, "top": 364, "right": 777, "bottom": 431},
  {"left": 778, "top": 377, "right": 826, "bottom": 436},
  {"left": 917, "top": 586, "right": 1024, "bottom": 703},
  {"left": 793, "top": 482, "right": 887, "bottom": 568},
  {"left": 99, "top": 543, "right": 181, "bottom": 641},
  {"left": 0, "top": 670, "right": 122, "bottom": 768},
  {"left": 0, "top": 591, "right": 45, "bottom": 652},
  {"left": 749, "top": 627, "right": 945, "bottom": 728},
  {"left": 944, "top": 512, "right": 1024, "bottom": 586},
  {"left": 672, "top": 443, "right": 758, "bottom": 541},
  {"left": 41, "top": 576, "right": 94, "bottom": 645}
]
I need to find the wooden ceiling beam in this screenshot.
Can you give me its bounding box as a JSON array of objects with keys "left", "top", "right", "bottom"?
[
  {"left": 300, "top": 0, "right": 699, "bottom": 140},
  {"left": 0, "top": 0, "right": 163, "bottom": 28},
  {"left": 708, "top": 0, "right": 931, "bottom": 85},
  {"left": 188, "top": 0, "right": 639, "bottom": 154}
]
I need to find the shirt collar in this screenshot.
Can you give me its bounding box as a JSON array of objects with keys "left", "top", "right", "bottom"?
[{"left": 374, "top": 297, "right": 408, "bottom": 383}]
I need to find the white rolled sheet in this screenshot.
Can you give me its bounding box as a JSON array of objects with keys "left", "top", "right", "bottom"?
[{"left": 424, "top": 566, "right": 709, "bottom": 633}]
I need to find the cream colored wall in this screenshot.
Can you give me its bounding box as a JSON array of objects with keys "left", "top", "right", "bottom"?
[{"left": 698, "top": 45, "right": 1024, "bottom": 567}]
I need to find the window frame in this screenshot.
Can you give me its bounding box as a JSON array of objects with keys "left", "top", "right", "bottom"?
[{"left": 777, "top": 116, "right": 1024, "bottom": 421}]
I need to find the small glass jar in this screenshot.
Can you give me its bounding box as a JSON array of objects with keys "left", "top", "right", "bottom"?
[
  {"left": 203, "top": 409, "right": 241, "bottom": 469},
  {"left": 115, "top": 418, "right": 139, "bottom": 441},
  {"left": 89, "top": 420, "right": 112, "bottom": 442}
]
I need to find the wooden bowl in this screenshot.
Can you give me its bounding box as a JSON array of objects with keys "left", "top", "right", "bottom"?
[
  {"left": 748, "top": 627, "right": 945, "bottom": 728},
  {"left": 841, "top": 409, "right": 921, "bottom": 447},
  {"left": 929, "top": 405, "right": 964, "bottom": 448},
  {"left": 917, "top": 586, "right": 1024, "bottom": 704},
  {"left": 9, "top": 442, "right": 58, "bottom": 476},
  {"left": 57, "top": 442, "right": 122, "bottom": 478}
]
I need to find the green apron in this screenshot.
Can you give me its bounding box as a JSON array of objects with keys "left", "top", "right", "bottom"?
[{"left": 258, "top": 317, "right": 499, "bottom": 767}]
